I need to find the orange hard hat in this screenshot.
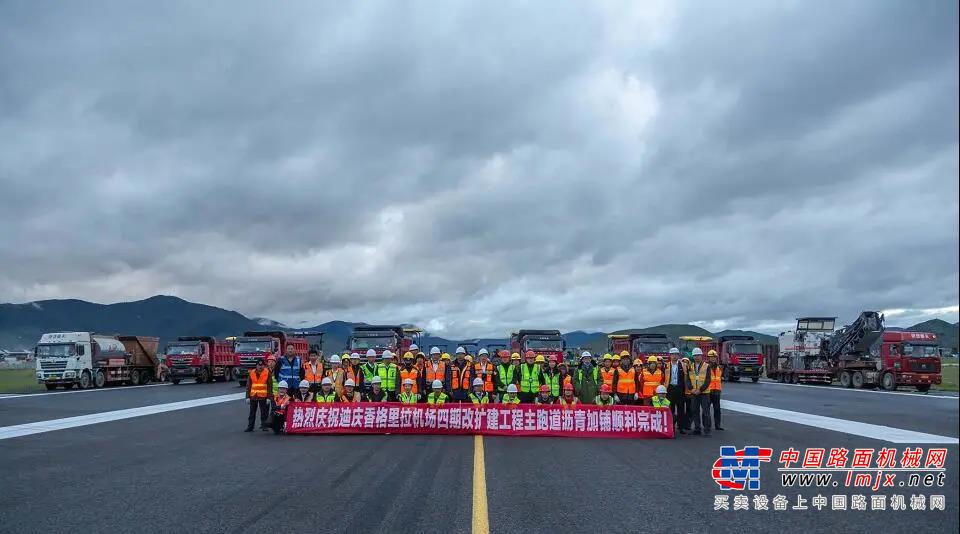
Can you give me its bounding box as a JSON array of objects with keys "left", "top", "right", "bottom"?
[
  {"left": 600, "top": 384, "right": 612, "bottom": 393},
  {"left": 524, "top": 350, "right": 535, "bottom": 359}
]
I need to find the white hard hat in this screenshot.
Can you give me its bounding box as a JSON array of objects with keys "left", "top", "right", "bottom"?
[
  {"left": 278, "top": 380, "right": 289, "bottom": 389},
  {"left": 430, "top": 347, "right": 441, "bottom": 355},
  {"left": 410, "top": 343, "right": 419, "bottom": 351},
  {"left": 692, "top": 348, "right": 703, "bottom": 356},
  {"left": 456, "top": 346, "right": 466, "bottom": 354},
  {"left": 431, "top": 379, "right": 443, "bottom": 389},
  {"left": 669, "top": 347, "right": 680, "bottom": 354},
  {"left": 478, "top": 348, "right": 489, "bottom": 356},
  {"left": 321, "top": 377, "right": 332, "bottom": 386},
  {"left": 473, "top": 378, "right": 484, "bottom": 387},
  {"left": 299, "top": 379, "right": 310, "bottom": 388},
  {"left": 329, "top": 354, "right": 341, "bottom": 364},
  {"left": 507, "top": 384, "right": 518, "bottom": 393},
  {"left": 580, "top": 351, "right": 592, "bottom": 359},
  {"left": 366, "top": 349, "right": 377, "bottom": 357},
  {"left": 350, "top": 352, "right": 361, "bottom": 359},
  {"left": 656, "top": 385, "right": 667, "bottom": 394},
  {"left": 344, "top": 379, "right": 356, "bottom": 387},
  {"left": 403, "top": 378, "right": 414, "bottom": 386},
  {"left": 382, "top": 350, "right": 393, "bottom": 358},
  {"left": 371, "top": 376, "right": 382, "bottom": 384}
]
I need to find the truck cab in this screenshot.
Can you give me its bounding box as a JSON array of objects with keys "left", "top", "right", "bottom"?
[
  {"left": 879, "top": 331, "right": 941, "bottom": 392},
  {"left": 510, "top": 329, "right": 564, "bottom": 360},
  {"left": 608, "top": 333, "right": 671, "bottom": 363},
  {"left": 717, "top": 335, "right": 763, "bottom": 382},
  {"left": 349, "top": 325, "right": 420, "bottom": 357}
]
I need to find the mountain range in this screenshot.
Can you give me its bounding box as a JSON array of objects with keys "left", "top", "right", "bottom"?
[{"left": 1, "top": 295, "right": 957, "bottom": 354}]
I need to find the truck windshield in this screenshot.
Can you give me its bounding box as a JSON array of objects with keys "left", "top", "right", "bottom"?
[
  {"left": 635, "top": 341, "right": 670, "bottom": 354},
  {"left": 36, "top": 344, "right": 75, "bottom": 358},
  {"left": 524, "top": 339, "right": 563, "bottom": 351},
  {"left": 235, "top": 340, "right": 273, "bottom": 353},
  {"left": 165, "top": 344, "right": 198, "bottom": 355},
  {"left": 351, "top": 336, "right": 397, "bottom": 350},
  {"left": 730, "top": 343, "right": 761, "bottom": 354},
  {"left": 902, "top": 344, "right": 938, "bottom": 357}
]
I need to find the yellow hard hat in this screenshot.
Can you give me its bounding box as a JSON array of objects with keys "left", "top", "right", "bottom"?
[
  {"left": 465, "top": 355, "right": 474, "bottom": 362},
  {"left": 535, "top": 355, "right": 546, "bottom": 363},
  {"left": 647, "top": 355, "right": 658, "bottom": 363},
  {"left": 707, "top": 349, "right": 718, "bottom": 356},
  {"left": 511, "top": 352, "right": 521, "bottom": 360},
  {"left": 603, "top": 353, "right": 613, "bottom": 361},
  {"left": 633, "top": 358, "right": 643, "bottom": 366},
  {"left": 619, "top": 350, "right": 630, "bottom": 357},
  {"left": 441, "top": 353, "right": 451, "bottom": 361},
  {"left": 403, "top": 351, "right": 414, "bottom": 360}
]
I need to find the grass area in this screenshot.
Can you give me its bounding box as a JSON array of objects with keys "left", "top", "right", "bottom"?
[
  {"left": 937, "top": 362, "right": 958, "bottom": 392},
  {"left": 0, "top": 368, "right": 43, "bottom": 394}
]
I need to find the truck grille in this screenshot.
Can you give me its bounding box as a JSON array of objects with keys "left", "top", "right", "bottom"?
[
  {"left": 738, "top": 355, "right": 761, "bottom": 365},
  {"left": 40, "top": 360, "right": 67, "bottom": 371},
  {"left": 239, "top": 356, "right": 262, "bottom": 367},
  {"left": 170, "top": 357, "right": 193, "bottom": 366},
  {"left": 914, "top": 362, "right": 935, "bottom": 372}
]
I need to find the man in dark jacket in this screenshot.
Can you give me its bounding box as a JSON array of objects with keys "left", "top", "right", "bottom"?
[
  {"left": 574, "top": 351, "right": 600, "bottom": 404},
  {"left": 665, "top": 348, "right": 688, "bottom": 433}
]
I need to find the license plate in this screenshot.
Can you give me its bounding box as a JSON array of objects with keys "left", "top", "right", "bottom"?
[{"left": 742, "top": 367, "right": 752, "bottom": 372}]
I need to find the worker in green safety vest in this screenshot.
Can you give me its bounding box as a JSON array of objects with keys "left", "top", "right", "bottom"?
[
  {"left": 651, "top": 384, "right": 671, "bottom": 408},
  {"left": 495, "top": 351, "right": 518, "bottom": 402},
  {"left": 519, "top": 351, "right": 544, "bottom": 403},
  {"left": 378, "top": 350, "right": 398, "bottom": 401},
  {"left": 468, "top": 378, "right": 490, "bottom": 404},
  {"left": 426, "top": 380, "right": 449, "bottom": 404},
  {"left": 574, "top": 351, "right": 600, "bottom": 404},
  {"left": 542, "top": 355, "right": 562, "bottom": 397},
  {"left": 315, "top": 377, "right": 338, "bottom": 403},
  {"left": 398, "top": 378, "right": 419, "bottom": 404}
]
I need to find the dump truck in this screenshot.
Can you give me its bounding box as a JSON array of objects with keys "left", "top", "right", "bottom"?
[
  {"left": 164, "top": 336, "right": 238, "bottom": 385},
  {"left": 766, "top": 312, "right": 938, "bottom": 390},
  {"left": 349, "top": 325, "right": 421, "bottom": 357},
  {"left": 607, "top": 333, "right": 671, "bottom": 362},
  {"left": 234, "top": 330, "right": 318, "bottom": 386},
  {"left": 717, "top": 335, "right": 763, "bottom": 382},
  {"left": 510, "top": 329, "right": 565, "bottom": 360},
  {"left": 677, "top": 336, "right": 718, "bottom": 358},
  {"left": 35, "top": 332, "right": 159, "bottom": 390}
]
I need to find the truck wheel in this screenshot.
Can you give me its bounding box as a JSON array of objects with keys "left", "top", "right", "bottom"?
[
  {"left": 171, "top": 378, "right": 181, "bottom": 385},
  {"left": 130, "top": 369, "right": 142, "bottom": 386},
  {"left": 45, "top": 384, "right": 58, "bottom": 390},
  {"left": 94, "top": 369, "right": 106, "bottom": 388},
  {"left": 198, "top": 368, "right": 210, "bottom": 384},
  {"left": 141, "top": 370, "right": 152, "bottom": 385},
  {"left": 839, "top": 371, "right": 852, "bottom": 388},
  {"left": 79, "top": 371, "right": 92, "bottom": 389},
  {"left": 852, "top": 372, "right": 864, "bottom": 389},
  {"left": 916, "top": 385, "right": 930, "bottom": 393},
  {"left": 881, "top": 372, "right": 896, "bottom": 391},
  {"left": 777, "top": 373, "right": 785, "bottom": 383},
  {"left": 751, "top": 377, "right": 759, "bottom": 383}
]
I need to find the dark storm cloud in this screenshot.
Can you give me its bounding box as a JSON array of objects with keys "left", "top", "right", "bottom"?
[{"left": 0, "top": 1, "right": 956, "bottom": 337}]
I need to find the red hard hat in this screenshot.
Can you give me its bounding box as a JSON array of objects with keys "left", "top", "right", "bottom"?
[
  {"left": 600, "top": 384, "right": 612, "bottom": 393},
  {"left": 539, "top": 385, "right": 550, "bottom": 393},
  {"left": 548, "top": 354, "right": 558, "bottom": 362},
  {"left": 524, "top": 350, "right": 535, "bottom": 358}
]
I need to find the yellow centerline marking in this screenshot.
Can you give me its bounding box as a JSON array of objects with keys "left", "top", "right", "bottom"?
[{"left": 472, "top": 434, "right": 490, "bottom": 534}]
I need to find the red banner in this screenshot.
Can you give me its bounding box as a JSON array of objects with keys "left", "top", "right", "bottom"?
[{"left": 285, "top": 402, "right": 673, "bottom": 439}]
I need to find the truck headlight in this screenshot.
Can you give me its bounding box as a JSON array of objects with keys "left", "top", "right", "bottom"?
[{"left": 36, "top": 372, "right": 43, "bottom": 379}]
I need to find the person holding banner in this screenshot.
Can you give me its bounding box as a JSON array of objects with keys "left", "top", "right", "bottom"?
[
  {"left": 295, "top": 379, "right": 314, "bottom": 402},
  {"left": 340, "top": 378, "right": 361, "bottom": 403},
  {"left": 651, "top": 385, "right": 671, "bottom": 408},
  {"left": 595, "top": 383, "right": 616, "bottom": 406},
  {"left": 558, "top": 383, "right": 578, "bottom": 407},
  {"left": 502, "top": 383, "right": 521, "bottom": 404},
  {"left": 398, "top": 378, "right": 419, "bottom": 404},
  {"left": 364, "top": 376, "right": 388, "bottom": 402},
  {"left": 534, "top": 384, "right": 555, "bottom": 405},
  {"left": 468, "top": 378, "right": 490, "bottom": 404},
  {"left": 316, "top": 377, "right": 337, "bottom": 403},
  {"left": 426, "top": 380, "right": 449, "bottom": 404}
]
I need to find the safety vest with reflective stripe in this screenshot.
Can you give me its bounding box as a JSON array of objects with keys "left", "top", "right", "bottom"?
[
  {"left": 651, "top": 395, "right": 671, "bottom": 408},
  {"left": 361, "top": 363, "right": 380, "bottom": 388},
  {"left": 376, "top": 363, "right": 398, "bottom": 391},
  {"left": 502, "top": 395, "right": 521, "bottom": 404},
  {"left": 595, "top": 395, "right": 615, "bottom": 406},
  {"left": 426, "top": 392, "right": 449, "bottom": 404},
  {"left": 688, "top": 362, "right": 710, "bottom": 394},
  {"left": 399, "top": 392, "right": 419, "bottom": 404},
  {"left": 469, "top": 392, "right": 490, "bottom": 404},
  {"left": 400, "top": 368, "right": 420, "bottom": 394},
  {"left": 497, "top": 364, "right": 516, "bottom": 391},
  {"left": 577, "top": 367, "right": 599, "bottom": 383},
  {"left": 709, "top": 366, "right": 722, "bottom": 392},
  {"left": 559, "top": 396, "right": 578, "bottom": 408},
  {"left": 315, "top": 392, "right": 337, "bottom": 403},
  {"left": 641, "top": 368, "right": 662, "bottom": 398},
  {"left": 600, "top": 367, "right": 615, "bottom": 387},
  {"left": 520, "top": 364, "right": 541, "bottom": 393},
  {"left": 452, "top": 363, "right": 472, "bottom": 391},
  {"left": 424, "top": 362, "right": 446, "bottom": 386},
  {"left": 544, "top": 371, "right": 561, "bottom": 396},
  {"left": 615, "top": 367, "right": 637, "bottom": 395},
  {"left": 340, "top": 391, "right": 361, "bottom": 403},
  {"left": 303, "top": 362, "right": 323, "bottom": 384},
  {"left": 474, "top": 363, "right": 495, "bottom": 392},
  {"left": 248, "top": 368, "right": 270, "bottom": 399},
  {"left": 277, "top": 356, "right": 301, "bottom": 387}
]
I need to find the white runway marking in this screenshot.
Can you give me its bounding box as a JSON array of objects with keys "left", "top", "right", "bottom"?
[
  {"left": 0, "top": 393, "right": 244, "bottom": 441},
  {"left": 722, "top": 399, "right": 959, "bottom": 444},
  {"left": 0, "top": 382, "right": 173, "bottom": 400},
  {"left": 751, "top": 380, "right": 957, "bottom": 399}
]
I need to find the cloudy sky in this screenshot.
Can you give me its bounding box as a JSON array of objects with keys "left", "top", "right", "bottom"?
[{"left": 1, "top": 1, "right": 957, "bottom": 337}]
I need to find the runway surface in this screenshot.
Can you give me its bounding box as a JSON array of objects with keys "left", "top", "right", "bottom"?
[{"left": 1, "top": 379, "right": 957, "bottom": 533}]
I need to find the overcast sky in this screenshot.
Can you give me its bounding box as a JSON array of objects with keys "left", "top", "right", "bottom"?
[{"left": 1, "top": 1, "right": 957, "bottom": 337}]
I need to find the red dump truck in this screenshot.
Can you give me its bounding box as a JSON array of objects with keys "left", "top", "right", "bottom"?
[
  {"left": 164, "top": 336, "right": 238, "bottom": 385},
  {"left": 717, "top": 335, "right": 763, "bottom": 382},
  {"left": 510, "top": 330, "right": 565, "bottom": 361},
  {"left": 234, "top": 331, "right": 312, "bottom": 387},
  {"left": 348, "top": 325, "right": 421, "bottom": 357},
  {"left": 607, "top": 333, "right": 671, "bottom": 362}
]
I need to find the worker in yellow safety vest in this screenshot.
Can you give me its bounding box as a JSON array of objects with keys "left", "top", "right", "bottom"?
[
  {"left": 426, "top": 379, "right": 449, "bottom": 404},
  {"left": 519, "top": 352, "right": 544, "bottom": 403},
  {"left": 595, "top": 383, "right": 616, "bottom": 406},
  {"left": 468, "top": 378, "right": 490, "bottom": 404},
  {"left": 708, "top": 349, "right": 724, "bottom": 431},
  {"left": 651, "top": 385, "right": 671, "bottom": 408},
  {"left": 558, "top": 382, "right": 578, "bottom": 408},
  {"left": 686, "top": 348, "right": 712, "bottom": 435},
  {"left": 315, "top": 377, "right": 337, "bottom": 403},
  {"left": 502, "top": 383, "right": 521, "bottom": 404},
  {"left": 398, "top": 378, "right": 419, "bottom": 404}
]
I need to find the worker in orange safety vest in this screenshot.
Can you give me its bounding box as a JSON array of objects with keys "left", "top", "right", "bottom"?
[{"left": 244, "top": 358, "right": 273, "bottom": 432}]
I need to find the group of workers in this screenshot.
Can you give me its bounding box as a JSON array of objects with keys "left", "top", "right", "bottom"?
[{"left": 244, "top": 343, "right": 725, "bottom": 436}]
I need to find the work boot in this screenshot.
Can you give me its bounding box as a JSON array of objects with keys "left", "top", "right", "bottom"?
[
  {"left": 244, "top": 428, "right": 253, "bottom": 432},
  {"left": 715, "top": 426, "right": 725, "bottom": 431},
  {"left": 261, "top": 427, "right": 270, "bottom": 432},
  {"left": 692, "top": 429, "right": 702, "bottom": 435}
]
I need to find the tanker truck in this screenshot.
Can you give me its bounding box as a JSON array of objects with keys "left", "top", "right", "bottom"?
[{"left": 35, "top": 332, "right": 159, "bottom": 390}]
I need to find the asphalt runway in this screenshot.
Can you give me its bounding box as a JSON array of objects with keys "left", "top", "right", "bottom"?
[{"left": 0, "top": 380, "right": 957, "bottom": 534}]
